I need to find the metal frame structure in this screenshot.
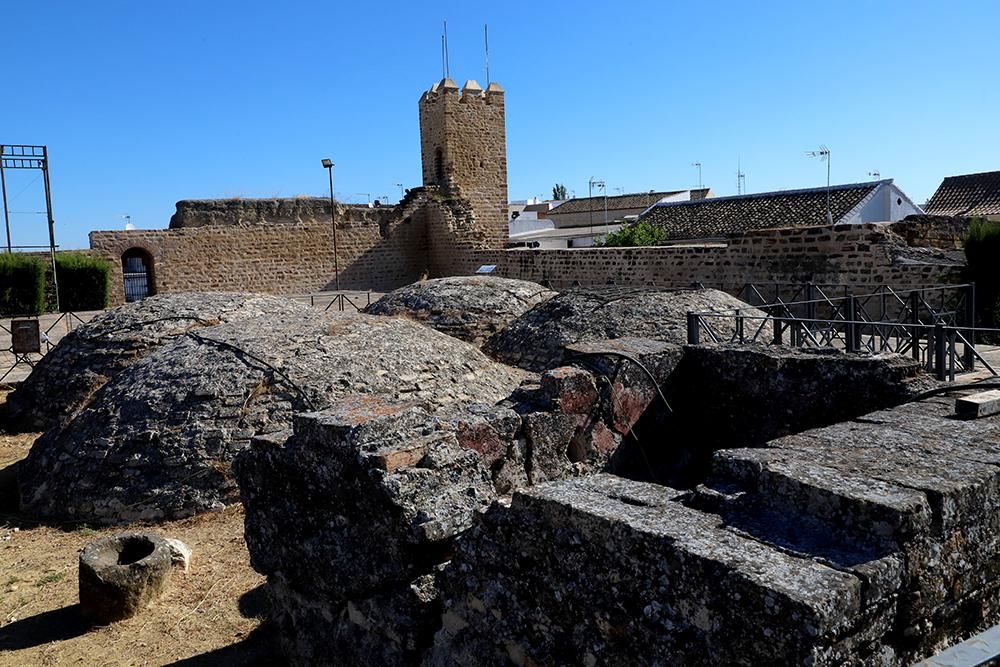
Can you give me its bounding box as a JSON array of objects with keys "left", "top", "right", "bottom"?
[{"left": 0, "top": 144, "right": 60, "bottom": 310}]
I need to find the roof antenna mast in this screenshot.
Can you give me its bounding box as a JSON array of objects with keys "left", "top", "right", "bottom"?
[
  {"left": 806, "top": 146, "right": 832, "bottom": 223},
  {"left": 443, "top": 20, "right": 451, "bottom": 79},
  {"left": 484, "top": 24, "right": 490, "bottom": 86}
]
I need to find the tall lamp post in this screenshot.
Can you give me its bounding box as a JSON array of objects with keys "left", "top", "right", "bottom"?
[{"left": 322, "top": 158, "right": 340, "bottom": 292}]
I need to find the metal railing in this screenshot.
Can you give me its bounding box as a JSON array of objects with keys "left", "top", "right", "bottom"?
[
  {"left": 685, "top": 310, "right": 999, "bottom": 382},
  {"left": 1, "top": 310, "right": 94, "bottom": 382},
  {"left": 291, "top": 291, "right": 374, "bottom": 312}
]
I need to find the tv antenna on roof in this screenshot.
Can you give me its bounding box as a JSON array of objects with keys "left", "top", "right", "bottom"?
[
  {"left": 868, "top": 170, "right": 880, "bottom": 180},
  {"left": 691, "top": 162, "right": 702, "bottom": 189},
  {"left": 806, "top": 145, "right": 832, "bottom": 223},
  {"left": 736, "top": 158, "right": 746, "bottom": 195}
]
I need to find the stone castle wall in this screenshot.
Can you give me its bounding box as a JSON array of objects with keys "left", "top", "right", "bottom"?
[{"left": 90, "top": 198, "right": 429, "bottom": 306}]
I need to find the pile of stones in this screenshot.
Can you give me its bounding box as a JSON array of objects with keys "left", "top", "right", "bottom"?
[
  {"left": 4, "top": 292, "right": 308, "bottom": 432},
  {"left": 484, "top": 286, "right": 765, "bottom": 370},
  {"left": 364, "top": 275, "right": 555, "bottom": 346},
  {"left": 16, "top": 303, "right": 526, "bottom": 525}
]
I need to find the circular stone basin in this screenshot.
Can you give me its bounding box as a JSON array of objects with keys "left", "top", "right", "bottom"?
[{"left": 79, "top": 532, "right": 173, "bottom": 624}]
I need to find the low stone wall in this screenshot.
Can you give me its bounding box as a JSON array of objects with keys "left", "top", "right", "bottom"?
[
  {"left": 889, "top": 215, "right": 971, "bottom": 251},
  {"left": 465, "top": 222, "right": 964, "bottom": 292}
]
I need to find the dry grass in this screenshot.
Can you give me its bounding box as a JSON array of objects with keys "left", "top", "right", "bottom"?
[{"left": 0, "top": 390, "right": 282, "bottom": 666}]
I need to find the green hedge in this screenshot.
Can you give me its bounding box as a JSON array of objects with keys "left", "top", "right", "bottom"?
[
  {"left": 0, "top": 254, "right": 47, "bottom": 316},
  {"left": 55, "top": 252, "right": 110, "bottom": 312}
]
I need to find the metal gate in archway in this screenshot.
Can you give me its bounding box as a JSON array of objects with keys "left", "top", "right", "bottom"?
[{"left": 122, "top": 249, "right": 153, "bottom": 302}]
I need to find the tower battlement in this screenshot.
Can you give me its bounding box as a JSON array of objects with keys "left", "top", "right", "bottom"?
[{"left": 419, "top": 77, "right": 508, "bottom": 248}]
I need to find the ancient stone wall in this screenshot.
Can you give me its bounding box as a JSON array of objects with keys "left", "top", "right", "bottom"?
[
  {"left": 169, "top": 197, "right": 355, "bottom": 229},
  {"left": 419, "top": 78, "right": 508, "bottom": 249},
  {"left": 90, "top": 198, "right": 429, "bottom": 306},
  {"left": 889, "top": 215, "right": 971, "bottom": 250},
  {"left": 449, "top": 222, "right": 963, "bottom": 293}
]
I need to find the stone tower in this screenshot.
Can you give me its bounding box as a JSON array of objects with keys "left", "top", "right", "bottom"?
[{"left": 419, "top": 78, "right": 508, "bottom": 248}]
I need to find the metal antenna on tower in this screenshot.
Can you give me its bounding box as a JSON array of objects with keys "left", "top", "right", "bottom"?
[
  {"left": 443, "top": 20, "right": 451, "bottom": 79},
  {"left": 484, "top": 24, "right": 490, "bottom": 86},
  {"left": 441, "top": 35, "right": 446, "bottom": 79},
  {"left": 737, "top": 158, "right": 746, "bottom": 195}
]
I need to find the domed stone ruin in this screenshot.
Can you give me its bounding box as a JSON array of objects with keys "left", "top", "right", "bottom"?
[
  {"left": 364, "top": 275, "right": 555, "bottom": 345},
  {"left": 3, "top": 292, "right": 308, "bottom": 432},
  {"left": 483, "top": 286, "right": 766, "bottom": 370},
  {"left": 16, "top": 305, "right": 526, "bottom": 525}
]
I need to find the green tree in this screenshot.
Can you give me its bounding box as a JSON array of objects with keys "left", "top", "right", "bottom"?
[
  {"left": 597, "top": 220, "right": 667, "bottom": 247},
  {"left": 552, "top": 183, "right": 568, "bottom": 200}
]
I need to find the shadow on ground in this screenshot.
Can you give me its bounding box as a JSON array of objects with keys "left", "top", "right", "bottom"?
[
  {"left": 165, "top": 623, "right": 285, "bottom": 666},
  {"left": 0, "top": 604, "right": 92, "bottom": 651}
]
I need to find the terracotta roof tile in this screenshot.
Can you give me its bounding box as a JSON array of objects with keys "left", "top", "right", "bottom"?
[
  {"left": 547, "top": 189, "right": 710, "bottom": 216},
  {"left": 925, "top": 171, "right": 1000, "bottom": 217},
  {"left": 639, "top": 181, "right": 884, "bottom": 239}
]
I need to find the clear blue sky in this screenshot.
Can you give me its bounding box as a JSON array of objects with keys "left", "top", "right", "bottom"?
[{"left": 4, "top": 1, "right": 999, "bottom": 249}]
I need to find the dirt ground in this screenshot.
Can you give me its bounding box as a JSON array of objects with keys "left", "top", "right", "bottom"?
[{"left": 0, "top": 390, "right": 283, "bottom": 666}]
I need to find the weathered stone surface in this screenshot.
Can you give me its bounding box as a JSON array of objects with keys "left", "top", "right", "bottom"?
[
  {"left": 431, "top": 474, "right": 878, "bottom": 666},
  {"left": 432, "top": 391, "right": 1000, "bottom": 665},
  {"left": 364, "top": 275, "right": 555, "bottom": 345},
  {"left": 233, "top": 339, "right": 684, "bottom": 665},
  {"left": 235, "top": 398, "right": 500, "bottom": 666},
  {"left": 483, "top": 286, "right": 764, "bottom": 371},
  {"left": 17, "top": 310, "right": 526, "bottom": 525},
  {"left": 707, "top": 393, "right": 1000, "bottom": 658},
  {"left": 4, "top": 292, "right": 308, "bottom": 432},
  {"left": 78, "top": 532, "right": 174, "bottom": 624},
  {"left": 235, "top": 337, "right": 954, "bottom": 665}
]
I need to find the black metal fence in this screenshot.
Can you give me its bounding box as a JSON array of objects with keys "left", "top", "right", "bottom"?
[
  {"left": 1, "top": 311, "right": 92, "bottom": 382},
  {"left": 685, "top": 283, "right": 998, "bottom": 382}
]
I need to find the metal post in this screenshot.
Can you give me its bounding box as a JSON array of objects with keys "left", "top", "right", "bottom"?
[
  {"left": 41, "top": 146, "right": 60, "bottom": 312},
  {"left": 806, "top": 283, "right": 816, "bottom": 321},
  {"left": 910, "top": 291, "right": 920, "bottom": 361},
  {"left": 773, "top": 317, "right": 783, "bottom": 345},
  {"left": 934, "top": 322, "right": 946, "bottom": 381},
  {"left": 327, "top": 164, "right": 340, "bottom": 292},
  {"left": 846, "top": 296, "right": 858, "bottom": 353},
  {"left": 0, "top": 145, "right": 11, "bottom": 253},
  {"left": 964, "top": 282, "right": 976, "bottom": 370},
  {"left": 686, "top": 312, "right": 700, "bottom": 345},
  {"left": 737, "top": 313, "right": 745, "bottom": 344},
  {"left": 949, "top": 329, "right": 956, "bottom": 382}
]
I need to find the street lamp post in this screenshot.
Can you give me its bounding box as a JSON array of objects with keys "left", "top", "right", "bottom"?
[{"left": 322, "top": 158, "right": 340, "bottom": 292}]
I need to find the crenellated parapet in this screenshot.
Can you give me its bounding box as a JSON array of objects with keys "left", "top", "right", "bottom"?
[{"left": 418, "top": 77, "right": 508, "bottom": 250}]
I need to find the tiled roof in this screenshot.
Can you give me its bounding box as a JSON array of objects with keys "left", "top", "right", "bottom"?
[
  {"left": 547, "top": 189, "right": 711, "bottom": 216},
  {"left": 924, "top": 170, "right": 1000, "bottom": 216},
  {"left": 639, "top": 181, "right": 885, "bottom": 239}
]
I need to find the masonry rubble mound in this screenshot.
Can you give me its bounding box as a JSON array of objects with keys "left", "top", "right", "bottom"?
[
  {"left": 483, "top": 286, "right": 766, "bottom": 371},
  {"left": 364, "top": 275, "right": 556, "bottom": 346},
  {"left": 16, "top": 309, "right": 526, "bottom": 525},
  {"left": 234, "top": 335, "right": 939, "bottom": 665},
  {"left": 3, "top": 292, "right": 308, "bottom": 432},
  {"left": 431, "top": 391, "right": 1000, "bottom": 665}
]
